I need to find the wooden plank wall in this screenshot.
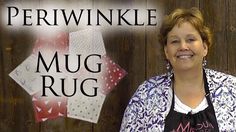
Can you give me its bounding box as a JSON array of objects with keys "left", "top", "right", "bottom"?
[{"left": 0, "top": 0, "right": 235, "bottom": 132}]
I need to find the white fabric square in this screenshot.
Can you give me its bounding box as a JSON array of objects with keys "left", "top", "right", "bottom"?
[
  {"left": 69, "top": 29, "right": 106, "bottom": 56},
  {"left": 9, "top": 54, "right": 41, "bottom": 95},
  {"left": 67, "top": 73, "right": 106, "bottom": 123}
]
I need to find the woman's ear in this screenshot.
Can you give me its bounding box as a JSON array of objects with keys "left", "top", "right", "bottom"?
[
  {"left": 164, "top": 45, "right": 169, "bottom": 60},
  {"left": 203, "top": 42, "right": 208, "bottom": 57}
]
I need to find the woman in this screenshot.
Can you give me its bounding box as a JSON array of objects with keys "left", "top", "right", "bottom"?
[{"left": 120, "top": 7, "right": 236, "bottom": 131}]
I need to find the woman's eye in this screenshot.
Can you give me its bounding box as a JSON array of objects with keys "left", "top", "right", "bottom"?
[
  {"left": 171, "top": 40, "right": 179, "bottom": 44},
  {"left": 187, "top": 38, "right": 195, "bottom": 43}
]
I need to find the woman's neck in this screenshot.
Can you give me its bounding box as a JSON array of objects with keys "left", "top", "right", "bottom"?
[
  {"left": 173, "top": 67, "right": 204, "bottom": 91},
  {"left": 173, "top": 67, "right": 206, "bottom": 108}
]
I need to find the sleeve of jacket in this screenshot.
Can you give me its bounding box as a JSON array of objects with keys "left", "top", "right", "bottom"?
[{"left": 120, "top": 81, "right": 149, "bottom": 132}]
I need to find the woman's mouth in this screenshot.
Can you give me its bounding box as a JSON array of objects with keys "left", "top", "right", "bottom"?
[{"left": 177, "top": 55, "right": 194, "bottom": 59}]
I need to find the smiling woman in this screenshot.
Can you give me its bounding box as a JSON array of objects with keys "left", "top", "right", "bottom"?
[
  {"left": 120, "top": 7, "right": 236, "bottom": 132},
  {"left": 164, "top": 22, "right": 208, "bottom": 73}
]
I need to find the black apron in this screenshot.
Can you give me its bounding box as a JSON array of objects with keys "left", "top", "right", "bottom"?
[{"left": 164, "top": 72, "right": 219, "bottom": 132}]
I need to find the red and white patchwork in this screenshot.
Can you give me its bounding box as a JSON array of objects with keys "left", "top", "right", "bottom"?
[
  {"left": 32, "top": 92, "right": 67, "bottom": 122},
  {"left": 101, "top": 55, "right": 127, "bottom": 94}
]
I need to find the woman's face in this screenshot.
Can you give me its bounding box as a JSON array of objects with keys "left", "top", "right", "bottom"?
[{"left": 164, "top": 22, "right": 208, "bottom": 71}]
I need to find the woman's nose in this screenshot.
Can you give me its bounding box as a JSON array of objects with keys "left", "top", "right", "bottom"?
[{"left": 179, "top": 41, "right": 189, "bottom": 50}]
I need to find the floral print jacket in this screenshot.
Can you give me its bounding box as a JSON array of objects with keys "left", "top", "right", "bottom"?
[{"left": 120, "top": 69, "right": 236, "bottom": 132}]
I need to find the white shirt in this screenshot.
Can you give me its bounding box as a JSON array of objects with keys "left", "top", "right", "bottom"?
[{"left": 174, "top": 94, "right": 209, "bottom": 114}]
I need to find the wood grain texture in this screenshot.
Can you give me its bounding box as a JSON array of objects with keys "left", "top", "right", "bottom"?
[
  {"left": 0, "top": 29, "right": 38, "bottom": 132},
  {"left": 228, "top": 0, "right": 236, "bottom": 75},
  {"left": 146, "top": 0, "right": 165, "bottom": 78},
  {"left": 200, "top": 0, "right": 228, "bottom": 72}
]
